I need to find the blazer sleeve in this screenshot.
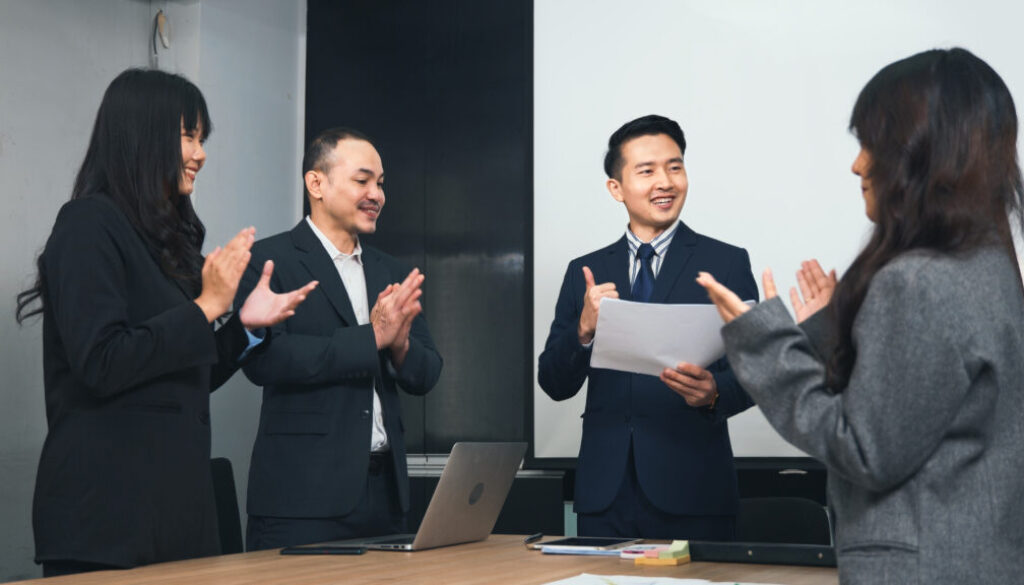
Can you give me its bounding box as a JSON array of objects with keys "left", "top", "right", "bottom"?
[
  {"left": 235, "top": 256, "right": 383, "bottom": 387},
  {"left": 537, "top": 262, "right": 591, "bottom": 401},
  {"left": 209, "top": 311, "right": 257, "bottom": 391},
  {"left": 707, "top": 248, "right": 759, "bottom": 420},
  {"left": 388, "top": 311, "right": 443, "bottom": 396},
  {"left": 44, "top": 200, "right": 219, "bottom": 398},
  {"left": 721, "top": 263, "right": 972, "bottom": 492}
]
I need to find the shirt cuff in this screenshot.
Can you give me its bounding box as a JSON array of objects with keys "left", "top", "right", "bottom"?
[{"left": 238, "top": 327, "right": 267, "bottom": 361}]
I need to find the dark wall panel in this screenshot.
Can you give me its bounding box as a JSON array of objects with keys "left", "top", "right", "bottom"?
[{"left": 306, "top": 0, "right": 532, "bottom": 452}]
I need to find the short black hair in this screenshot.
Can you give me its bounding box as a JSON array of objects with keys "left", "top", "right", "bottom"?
[
  {"left": 603, "top": 114, "right": 686, "bottom": 179},
  {"left": 302, "top": 127, "right": 377, "bottom": 197}
]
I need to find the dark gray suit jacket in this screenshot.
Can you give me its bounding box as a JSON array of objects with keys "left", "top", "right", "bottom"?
[
  {"left": 237, "top": 220, "right": 442, "bottom": 519},
  {"left": 722, "top": 246, "right": 1024, "bottom": 584}
]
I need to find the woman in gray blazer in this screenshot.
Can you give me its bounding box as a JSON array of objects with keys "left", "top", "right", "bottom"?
[{"left": 698, "top": 48, "right": 1024, "bottom": 584}]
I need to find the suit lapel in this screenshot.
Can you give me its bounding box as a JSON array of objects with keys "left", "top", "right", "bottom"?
[
  {"left": 602, "top": 236, "right": 633, "bottom": 301},
  {"left": 290, "top": 220, "right": 359, "bottom": 326},
  {"left": 361, "top": 246, "right": 391, "bottom": 304},
  {"left": 650, "top": 221, "right": 697, "bottom": 303}
]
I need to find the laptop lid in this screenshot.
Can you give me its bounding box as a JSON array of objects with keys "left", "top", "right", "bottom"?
[
  {"left": 316, "top": 441, "right": 527, "bottom": 552},
  {"left": 410, "top": 441, "right": 526, "bottom": 551}
]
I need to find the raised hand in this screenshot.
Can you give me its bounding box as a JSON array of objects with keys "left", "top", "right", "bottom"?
[
  {"left": 577, "top": 266, "right": 618, "bottom": 345},
  {"left": 195, "top": 227, "right": 256, "bottom": 322},
  {"left": 660, "top": 362, "right": 718, "bottom": 407},
  {"left": 789, "top": 259, "right": 837, "bottom": 323},
  {"left": 239, "top": 260, "right": 318, "bottom": 329},
  {"left": 696, "top": 271, "right": 751, "bottom": 324},
  {"left": 370, "top": 268, "right": 424, "bottom": 350}
]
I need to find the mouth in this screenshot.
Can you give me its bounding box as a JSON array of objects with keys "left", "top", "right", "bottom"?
[
  {"left": 358, "top": 201, "right": 381, "bottom": 218},
  {"left": 650, "top": 195, "right": 675, "bottom": 210},
  {"left": 184, "top": 167, "right": 198, "bottom": 181}
]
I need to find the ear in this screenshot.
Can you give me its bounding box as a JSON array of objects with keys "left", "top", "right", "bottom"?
[
  {"left": 305, "top": 171, "right": 323, "bottom": 201},
  {"left": 606, "top": 178, "right": 625, "bottom": 203}
]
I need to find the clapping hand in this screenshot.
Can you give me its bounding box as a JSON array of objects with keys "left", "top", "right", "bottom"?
[
  {"left": 577, "top": 266, "right": 618, "bottom": 345},
  {"left": 195, "top": 227, "right": 256, "bottom": 323},
  {"left": 789, "top": 260, "right": 836, "bottom": 323},
  {"left": 371, "top": 268, "right": 424, "bottom": 366},
  {"left": 239, "top": 260, "right": 318, "bottom": 329}
]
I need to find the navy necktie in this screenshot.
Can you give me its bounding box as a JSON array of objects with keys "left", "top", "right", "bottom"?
[{"left": 631, "top": 243, "right": 656, "bottom": 302}]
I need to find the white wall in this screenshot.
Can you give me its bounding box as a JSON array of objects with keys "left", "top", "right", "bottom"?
[
  {"left": 0, "top": 0, "right": 305, "bottom": 580},
  {"left": 533, "top": 0, "right": 1024, "bottom": 459}
]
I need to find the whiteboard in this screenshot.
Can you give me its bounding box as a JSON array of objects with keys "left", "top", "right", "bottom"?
[{"left": 532, "top": 0, "right": 1024, "bottom": 459}]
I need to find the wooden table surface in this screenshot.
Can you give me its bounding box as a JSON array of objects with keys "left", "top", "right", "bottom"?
[{"left": 10, "top": 535, "right": 839, "bottom": 585}]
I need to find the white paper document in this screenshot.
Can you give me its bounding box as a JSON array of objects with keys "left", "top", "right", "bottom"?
[{"left": 590, "top": 298, "right": 751, "bottom": 376}]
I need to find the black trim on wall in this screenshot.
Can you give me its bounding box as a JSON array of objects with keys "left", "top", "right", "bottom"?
[{"left": 305, "top": 0, "right": 532, "bottom": 453}]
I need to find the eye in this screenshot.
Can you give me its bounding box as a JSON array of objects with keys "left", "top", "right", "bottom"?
[{"left": 355, "top": 179, "right": 368, "bottom": 185}]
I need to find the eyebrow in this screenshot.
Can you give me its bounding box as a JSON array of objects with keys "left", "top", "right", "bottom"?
[
  {"left": 354, "top": 167, "right": 381, "bottom": 177},
  {"left": 634, "top": 157, "right": 684, "bottom": 169}
]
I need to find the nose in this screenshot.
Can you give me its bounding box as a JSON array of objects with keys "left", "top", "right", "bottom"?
[
  {"left": 194, "top": 141, "right": 206, "bottom": 165},
  {"left": 851, "top": 148, "right": 867, "bottom": 177}
]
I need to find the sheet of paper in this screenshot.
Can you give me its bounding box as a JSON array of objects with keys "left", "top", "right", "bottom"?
[
  {"left": 589, "top": 298, "right": 751, "bottom": 376},
  {"left": 542, "top": 574, "right": 778, "bottom": 585}
]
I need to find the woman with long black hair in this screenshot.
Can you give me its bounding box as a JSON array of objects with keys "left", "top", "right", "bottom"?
[
  {"left": 699, "top": 48, "right": 1024, "bottom": 584},
  {"left": 16, "top": 68, "right": 316, "bottom": 576}
]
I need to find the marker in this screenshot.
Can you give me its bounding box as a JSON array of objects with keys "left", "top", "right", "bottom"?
[{"left": 523, "top": 532, "right": 544, "bottom": 547}]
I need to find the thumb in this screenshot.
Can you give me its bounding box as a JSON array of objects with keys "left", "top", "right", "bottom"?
[
  {"left": 258, "top": 259, "right": 274, "bottom": 289},
  {"left": 582, "top": 265, "right": 596, "bottom": 289}
]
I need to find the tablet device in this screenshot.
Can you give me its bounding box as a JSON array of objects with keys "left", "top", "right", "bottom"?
[
  {"left": 533, "top": 536, "right": 640, "bottom": 550},
  {"left": 280, "top": 545, "right": 366, "bottom": 555}
]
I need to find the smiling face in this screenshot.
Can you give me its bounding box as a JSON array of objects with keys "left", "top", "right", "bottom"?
[
  {"left": 306, "top": 137, "right": 385, "bottom": 252},
  {"left": 606, "top": 133, "right": 688, "bottom": 241},
  {"left": 851, "top": 147, "right": 877, "bottom": 222},
  {"left": 179, "top": 120, "right": 206, "bottom": 196}
]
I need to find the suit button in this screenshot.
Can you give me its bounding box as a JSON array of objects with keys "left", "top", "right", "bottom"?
[
  {"left": 198, "top": 411, "right": 210, "bottom": 425},
  {"left": 361, "top": 410, "right": 371, "bottom": 419}
]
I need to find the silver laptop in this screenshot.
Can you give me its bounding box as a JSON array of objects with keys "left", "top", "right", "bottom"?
[{"left": 326, "top": 441, "right": 527, "bottom": 551}]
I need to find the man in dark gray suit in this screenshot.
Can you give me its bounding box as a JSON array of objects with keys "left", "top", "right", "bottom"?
[{"left": 237, "top": 127, "right": 442, "bottom": 550}]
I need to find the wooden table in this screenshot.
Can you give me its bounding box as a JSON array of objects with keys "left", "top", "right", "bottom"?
[{"left": 11, "top": 535, "right": 838, "bottom": 585}]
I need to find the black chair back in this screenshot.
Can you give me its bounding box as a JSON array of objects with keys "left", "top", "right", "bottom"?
[
  {"left": 210, "top": 457, "right": 244, "bottom": 554},
  {"left": 736, "top": 497, "right": 832, "bottom": 545}
]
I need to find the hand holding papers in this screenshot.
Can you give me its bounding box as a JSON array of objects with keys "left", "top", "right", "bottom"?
[{"left": 589, "top": 298, "right": 754, "bottom": 377}]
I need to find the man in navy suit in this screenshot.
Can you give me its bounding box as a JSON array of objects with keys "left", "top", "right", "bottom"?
[
  {"left": 237, "top": 127, "right": 442, "bottom": 550},
  {"left": 538, "top": 115, "right": 757, "bottom": 540}
]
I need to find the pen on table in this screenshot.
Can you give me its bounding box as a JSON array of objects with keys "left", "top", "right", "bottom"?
[{"left": 523, "top": 532, "right": 544, "bottom": 547}]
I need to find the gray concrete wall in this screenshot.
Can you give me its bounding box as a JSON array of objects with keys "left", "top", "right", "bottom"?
[{"left": 0, "top": 1, "right": 305, "bottom": 580}]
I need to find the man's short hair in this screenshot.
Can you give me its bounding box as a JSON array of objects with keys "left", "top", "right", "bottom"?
[
  {"left": 302, "top": 127, "right": 377, "bottom": 197},
  {"left": 603, "top": 115, "right": 687, "bottom": 180}
]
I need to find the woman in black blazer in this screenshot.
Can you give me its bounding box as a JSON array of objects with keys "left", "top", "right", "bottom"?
[{"left": 15, "top": 69, "right": 316, "bottom": 577}]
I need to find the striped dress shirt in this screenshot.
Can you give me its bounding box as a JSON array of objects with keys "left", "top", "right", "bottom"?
[{"left": 625, "top": 222, "right": 679, "bottom": 288}]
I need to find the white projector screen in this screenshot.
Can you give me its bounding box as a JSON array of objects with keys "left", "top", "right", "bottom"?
[{"left": 532, "top": 0, "right": 1024, "bottom": 459}]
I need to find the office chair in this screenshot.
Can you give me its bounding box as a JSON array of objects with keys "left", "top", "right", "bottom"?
[
  {"left": 736, "top": 497, "right": 833, "bottom": 545},
  {"left": 210, "top": 457, "right": 244, "bottom": 554}
]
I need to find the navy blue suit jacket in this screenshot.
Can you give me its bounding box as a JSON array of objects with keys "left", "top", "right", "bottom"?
[
  {"left": 538, "top": 221, "right": 758, "bottom": 516},
  {"left": 236, "top": 220, "right": 442, "bottom": 519}
]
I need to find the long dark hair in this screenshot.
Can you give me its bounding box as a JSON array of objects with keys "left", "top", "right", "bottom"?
[
  {"left": 16, "top": 69, "right": 212, "bottom": 323},
  {"left": 829, "top": 48, "right": 1024, "bottom": 388}
]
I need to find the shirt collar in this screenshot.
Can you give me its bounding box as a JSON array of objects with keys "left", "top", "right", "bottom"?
[
  {"left": 305, "top": 216, "right": 362, "bottom": 262},
  {"left": 625, "top": 222, "right": 680, "bottom": 256}
]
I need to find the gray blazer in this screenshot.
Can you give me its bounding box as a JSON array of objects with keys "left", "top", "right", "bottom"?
[{"left": 721, "top": 246, "right": 1024, "bottom": 585}]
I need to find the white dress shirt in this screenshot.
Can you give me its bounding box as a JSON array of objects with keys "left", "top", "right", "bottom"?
[{"left": 306, "top": 216, "right": 389, "bottom": 452}]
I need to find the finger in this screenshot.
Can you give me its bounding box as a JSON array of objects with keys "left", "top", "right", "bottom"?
[
  {"left": 257, "top": 260, "right": 274, "bottom": 289},
  {"left": 697, "top": 271, "right": 744, "bottom": 322},
  {"left": 762, "top": 268, "right": 777, "bottom": 299},
  {"left": 796, "top": 268, "right": 813, "bottom": 301},
  {"left": 789, "top": 286, "right": 805, "bottom": 313},
  {"left": 674, "top": 362, "right": 710, "bottom": 379},
  {"left": 582, "top": 266, "right": 596, "bottom": 290},
  {"left": 829, "top": 269, "right": 838, "bottom": 284},
  {"left": 799, "top": 261, "right": 820, "bottom": 297},
  {"left": 593, "top": 282, "right": 617, "bottom": 293},
  {"left": 807, "top": 259, "right": 832, "bottom": 291},
  {"left": 602, "top": 290, "right": 620, "bottom": 300}
]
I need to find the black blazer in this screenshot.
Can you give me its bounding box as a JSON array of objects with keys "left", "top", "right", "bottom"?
[
  {"left": 33, "top": 195, "right": 251, "bottom": 568},
  {"left": 538, "top": 222, "right": 758, "bottom": 516},
  {"left": 237, "top": 220, "right": 442, "bottom": 519}
]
